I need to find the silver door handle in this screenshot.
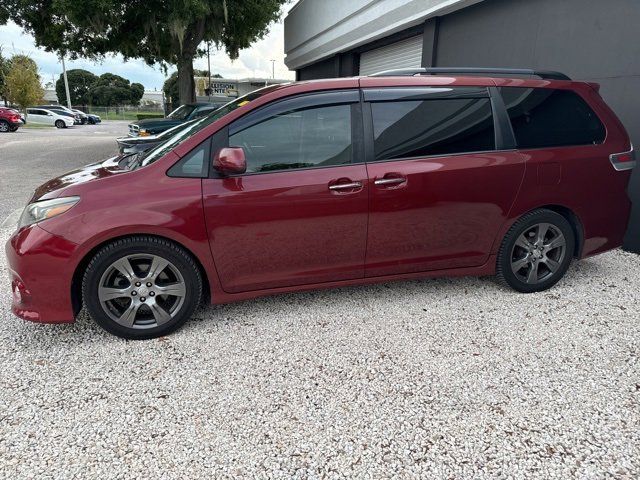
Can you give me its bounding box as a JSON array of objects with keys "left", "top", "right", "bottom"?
[
  {"left": 329, "top": 182, "right": 362, "bottom": 190},
  {"left": 374, "top": 177, "right": 406, "bottom": 186}
]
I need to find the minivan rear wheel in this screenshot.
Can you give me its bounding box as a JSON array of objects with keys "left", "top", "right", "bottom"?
[
  {"left": 55, "top": 120, "right": 65, "bottom": 128},
  {"left": 497, "top": 209, "right": 575, "bottom": 293},
  {"left": 83, "top": 236, "right": 202, "bottom": 339}
]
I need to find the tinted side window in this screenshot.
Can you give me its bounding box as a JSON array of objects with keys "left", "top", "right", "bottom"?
[
  {"left": 229, "top": 104, "right": 352, "bottom": 173},
  {"left": 167, "top": 142, "right": 208, "bottom": 178},
  {"left": 500, "top": 87, "right": 605, "bottom": 148},
  {"left": 370, "top": 98, "right": 495, "bottom": 161}
]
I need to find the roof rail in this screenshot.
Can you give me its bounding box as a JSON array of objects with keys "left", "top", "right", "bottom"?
[{"left": 369, "top": 67, "right": 571, "bottom": 81}]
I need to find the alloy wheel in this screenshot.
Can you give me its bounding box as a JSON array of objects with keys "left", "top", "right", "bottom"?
[
  {"left": 98, "top": 254, "right": 186, "bottom": 329},
  {"left": 0, "top": 122, "right": 8, "bottom": 132},
  {"left": 510, "top": 222, "right": 567, "bottom": 285}
]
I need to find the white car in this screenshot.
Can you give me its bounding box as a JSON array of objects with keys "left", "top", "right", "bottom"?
[{"left": 26, "top": 108, "right": 75, "bottom": 128}]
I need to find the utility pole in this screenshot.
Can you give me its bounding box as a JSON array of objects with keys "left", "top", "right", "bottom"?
[
  {"left": 207, "top": 42, "right": 212, "bottom": 100},
  {"left": 270, "top": 60, "right": 275, "bottom": 80},
  {"left": 61, "top": 55, "right": 72, "bottom": 109}
]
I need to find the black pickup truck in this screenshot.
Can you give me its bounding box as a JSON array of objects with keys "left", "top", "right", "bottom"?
[{"left": 127, "top": 102, "right": 224, "bottom": 137}]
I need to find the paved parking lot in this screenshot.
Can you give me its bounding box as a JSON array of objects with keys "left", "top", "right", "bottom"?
[
  {"left": 0, "top": 121, "right": 128, "bottom": 224},
  {"left": 0, "top": 125, "right": 639, "bottom": 478}
]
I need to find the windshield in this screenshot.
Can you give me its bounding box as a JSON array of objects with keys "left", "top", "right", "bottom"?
[
  {"left": 167, "top": 104, "right": 197, "bottom": 120},
  {"left": 157, "top": 120, "right": 195, "bottom": 139},
  {"left": 138, "top": 85, "right": 284, "bottom": 168}
]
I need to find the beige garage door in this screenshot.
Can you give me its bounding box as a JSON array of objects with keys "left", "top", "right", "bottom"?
[{"left": 359, "top": 35, "right": 424, "bottom": 76}]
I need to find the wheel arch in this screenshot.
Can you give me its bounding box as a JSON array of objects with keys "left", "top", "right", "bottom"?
[
  {"left": 70, "top": 233, "right": 211, "bottom": 316},
  {"left": 495, "top": 204, "right": 584, "bottom": 259},
  {"left": 537, "top": 204, "right": 584, "bottom": 258}
]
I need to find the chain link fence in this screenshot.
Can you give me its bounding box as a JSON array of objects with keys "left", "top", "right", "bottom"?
[{"left": 73, "top": 104, "right": 167, "bottom": 121}]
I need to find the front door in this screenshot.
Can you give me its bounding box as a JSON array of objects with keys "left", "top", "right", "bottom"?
[
  {"left": 363, "top": 86, "right": 526, "bottom": 277},
  {"left": 202, "top": 90, "right": 368, "bottom": 293}
]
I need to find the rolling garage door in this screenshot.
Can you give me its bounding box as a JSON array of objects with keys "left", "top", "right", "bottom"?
[{"left": 359, "top": 35, "right": 424, "bottom": 76}]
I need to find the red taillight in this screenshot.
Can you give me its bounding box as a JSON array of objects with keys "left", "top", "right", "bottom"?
[{"left": 610, "top": 146, "right": 636, "bottom": 171}]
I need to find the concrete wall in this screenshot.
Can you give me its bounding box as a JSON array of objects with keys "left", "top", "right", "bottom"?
[
  {"left": 430, "top": 0, "right": 640, "bottom": 251},
  {"left": 285, "top": 0, "right": 482, "bottom": 70}
]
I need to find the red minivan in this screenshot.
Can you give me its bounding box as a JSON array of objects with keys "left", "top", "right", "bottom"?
[{"left": 5, "top": 68, "right": 636, "bottom": 339}]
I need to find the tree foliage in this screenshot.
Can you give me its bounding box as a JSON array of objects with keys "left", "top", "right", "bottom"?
[
  {"left": 87, "top": 73, "right": 145, "bottom": 106},
  {"left": 54, "top": 69, "right": 144, "bottom": 107},
  {"left": 7, "top": 0, "right": 286, "bottom": 105},
  {"left": 5, "top": 54, "right": 43, "bottom": 112},
  {"left": 163, "top": 71, "right": 180, "bottom": 107},
  {"left": 55, "top": 69, "right": 98, "bottom": 106},
  {"left": 0, "top": 47, "right": 10, "bottom": 106},
  {"left": 0, "top": 5, "right": 8, "bottom": 25}
]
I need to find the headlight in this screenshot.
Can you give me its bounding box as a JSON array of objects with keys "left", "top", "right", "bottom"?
[
  {"left": 18, "top": 196, "right": 80, "bottom": 228},
  {"left": 139, "top": 129, "right": 150, "bottom": 137}
]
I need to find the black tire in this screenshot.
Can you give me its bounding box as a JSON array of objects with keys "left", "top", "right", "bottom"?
[
  {"left": 82, "top": 236, "right": 203, "bottom": 339},
  {"left": 55, "top": 120, "right": 65, "bottom": 128},
  {"left": 0, "top": 120, "right": 9, "bottom": 132},
  {"left": 496, "top": 209, "right": 575, "bottom": 293},
  {"left": 9, "top": 126, "right": 19, "bottom": 132}
]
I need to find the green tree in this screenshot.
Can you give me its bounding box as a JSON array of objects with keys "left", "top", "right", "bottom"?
[
  {"left": 130, "top": 82, "right": 144, "bottom": 106},
  {"left": 5, "top": 54, "right": 44, "bottom": 113},
  {"left": 0, "top": 47, "right": 10, "bottom": 106},
  {"left": 7, "top": 0, "right": 286, "bottom": 106},
  {"left": 89, "top": 73, "right": 138, "bottom": 106},
  {"left": 55, "top": 68, "right": 98, "bottom": 106},
  {"left": 163, "top": 71, "right": 180, "bottom": 108},
  {"left": 0, "top": 5, "right": 8, "bottom": 25}
]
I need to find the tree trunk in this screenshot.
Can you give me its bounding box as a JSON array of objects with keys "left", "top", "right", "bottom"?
[{"left": 177, "top": 56, "right": 196, "bottom": 106}]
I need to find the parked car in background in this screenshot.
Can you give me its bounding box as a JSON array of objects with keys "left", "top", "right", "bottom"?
[
  {"left": 85, "top": 113, "right": 102, "bottom": 125},
  {"left": 6, "top": 69, "right": 635, "bottom": 340},
  {"left": 127, "top": 102, "right": 224, "bottom": 137},
  {"left": 70, "top": 109, "right": 89, "bottom": 124},
  {"left": 33, "top": 105, "right": 82, "bottom": 125},
  {"left": 26, "top": 108, "right": 75, "bottom": 128},
  {"left": 0, "top": 107, "right": 25, "bottom": 132},
  {"left": 116, "top": 121, "right": 193, "bottom": 154}
]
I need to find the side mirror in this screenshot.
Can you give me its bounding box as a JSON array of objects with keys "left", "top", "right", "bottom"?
[{"left": 213, "top": 147, "right": 246, "bottom": 175}]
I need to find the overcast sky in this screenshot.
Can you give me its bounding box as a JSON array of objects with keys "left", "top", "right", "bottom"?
[{"left": 0, "top": 3, "right": 296, "bottom": 91}]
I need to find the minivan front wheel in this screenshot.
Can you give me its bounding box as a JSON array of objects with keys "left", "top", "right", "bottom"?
[
  {"left": 497, "top": 209, "right": 575, "bottom": 293},
  {"left": 0, "top": 120, "right": 9, "bottom": 132},
  {"left": 55, "top": 120, "right": 65, "bottom": 128},
  {"left": 83, "top": 237, "right": 202, "bottom": 339}
]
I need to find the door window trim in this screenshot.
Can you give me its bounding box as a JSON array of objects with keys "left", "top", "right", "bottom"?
[
  {"left": 362, "top": 86, "right": 517, "bottom": 164},
  {"left": 229, "top": 90, "right": 360, "bottom": 136},
  {"left": 218, "top": 89, "right": 362, "bottom": 177}
]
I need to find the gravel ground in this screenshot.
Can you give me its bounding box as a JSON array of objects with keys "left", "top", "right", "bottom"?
[{"left": 1, "top": 126, "right": 639, "bottom": 479}]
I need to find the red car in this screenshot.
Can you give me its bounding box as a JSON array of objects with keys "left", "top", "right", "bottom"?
[
  {"left": 5, "top": 68, "right": 636, "bottom": 339},
  {"left": 0, "top": 107, "right": 24, "bottom": 132}
]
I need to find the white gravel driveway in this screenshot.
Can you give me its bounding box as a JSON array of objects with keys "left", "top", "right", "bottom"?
[{"left": 1, "top": 223, "right": 639, "bottom": 479}]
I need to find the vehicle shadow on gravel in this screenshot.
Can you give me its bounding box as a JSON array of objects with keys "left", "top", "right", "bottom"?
[{"left": 2, "top": 254, "right": 609, "bottom": 346}]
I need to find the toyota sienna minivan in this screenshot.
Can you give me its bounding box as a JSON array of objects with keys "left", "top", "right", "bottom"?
[{"left": 6, "top": 68, "right": 635, "bottom": 339}]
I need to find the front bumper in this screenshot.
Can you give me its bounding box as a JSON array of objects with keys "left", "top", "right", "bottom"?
[{"left": 5, "top": 225, "right": 79, "bottom": 323}]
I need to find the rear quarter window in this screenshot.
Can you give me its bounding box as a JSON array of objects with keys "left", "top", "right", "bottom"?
[
  {"left": 370, "top": 97, "right": 496, "bottom": 161},
  {"left": 500, "top": 87, "right": 605, "bottom": 149}
]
